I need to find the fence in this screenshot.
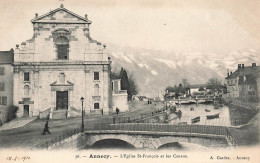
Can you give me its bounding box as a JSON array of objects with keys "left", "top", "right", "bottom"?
[
  {"left": 113, "top": 107, "right": 168, "bottom": 123},
  {"left": 33, "top": 123, "right": 237, "bottom": 149}
]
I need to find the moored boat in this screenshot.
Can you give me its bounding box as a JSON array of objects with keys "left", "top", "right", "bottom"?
[
  {"left": 206, "top": 113, "right": 220, "bottom": 119},
  {"left": 191, "top": 116, "right": 200, "bottom": 123}
]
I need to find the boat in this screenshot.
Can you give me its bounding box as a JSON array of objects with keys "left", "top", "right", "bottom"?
[
  {"left": 191, "top": 116, "right": 200, "bottom": 123},
  {"left": 205, "top": 109, "right": 211, "bottom": 112},
  {"left": 206, "top": 113, "right": 220, "bottom": 119}
]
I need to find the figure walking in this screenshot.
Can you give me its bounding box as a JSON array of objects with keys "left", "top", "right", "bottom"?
[
  {"left": 116, "top": 107, "right": 119, "bottom": 115},
  {"left": 42, "top": 120, "right": 51, "bottom": 135}
]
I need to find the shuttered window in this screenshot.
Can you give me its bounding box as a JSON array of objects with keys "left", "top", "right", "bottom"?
[
  {"left": 0, "top": 82, "right": 4, "bottom": 91},
  {"left": 0, "top": 96, "right": 7, "bottom": 105}
]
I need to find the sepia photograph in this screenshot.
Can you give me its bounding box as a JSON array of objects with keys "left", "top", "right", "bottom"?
[{"left": 0, "top": 0, "right": 259, "bottom": 162}]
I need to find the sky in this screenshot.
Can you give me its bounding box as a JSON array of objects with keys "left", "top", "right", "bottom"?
[{"left": 0, "top": 0, "right": 260, "bottom": 54}]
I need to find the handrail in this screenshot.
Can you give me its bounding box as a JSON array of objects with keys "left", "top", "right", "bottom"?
[
  {"left": 114, "top": 107, "right": 168, "bottom": 123},
  {"left": 34, "top": 123, "right": 238, "bottom": 149}
]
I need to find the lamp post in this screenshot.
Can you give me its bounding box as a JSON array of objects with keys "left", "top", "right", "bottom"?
[
  {"left": 165, "top": 90, "right": 168, "bottom": 110},
  {"left": 80, "top": 97, "right": 84, "bottom": 132}
]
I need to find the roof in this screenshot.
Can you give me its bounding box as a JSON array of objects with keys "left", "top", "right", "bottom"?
[
  {"left": 226, "top": 66, "right": 260, "bottom": 79},
  {"left": 31, "top": 4, "right": 92, "bottom": 24},
  {"left": 0, "top": 49, "right": 14, "bottom": 63},
  {"left": 190, "top": 84, "right": 206, "bottom": 89}
]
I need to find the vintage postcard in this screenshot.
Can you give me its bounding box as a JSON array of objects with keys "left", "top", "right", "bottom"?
[{"left": 0, "top": 0, "right": 259, "bottom": 162}]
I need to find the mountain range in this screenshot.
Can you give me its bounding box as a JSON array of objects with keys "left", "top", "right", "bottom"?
[{"left": 107, "top": 44, "right": 259, "bottom": 97}]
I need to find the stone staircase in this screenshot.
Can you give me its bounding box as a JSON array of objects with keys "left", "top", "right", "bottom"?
[
  {"left": 51, "top": 110, "right": 67, "bottom": 119},
  {"left": 69, "top": 107, "right": 81, "bottom": 118}
]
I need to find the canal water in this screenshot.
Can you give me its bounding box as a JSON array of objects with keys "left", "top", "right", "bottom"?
[
  {"left": 167, "top": 103, "right": 256, "bottom": 126},
  {"left": 168, "top": 103, "right": 231, "bottom": 126}
]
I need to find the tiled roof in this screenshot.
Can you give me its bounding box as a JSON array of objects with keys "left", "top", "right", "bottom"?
[
  {"left": 225, "top": 66, "right": 260, "bottom": 79},
  {"left": 0, "top": 49, "right": 14, "bottom": 63}
]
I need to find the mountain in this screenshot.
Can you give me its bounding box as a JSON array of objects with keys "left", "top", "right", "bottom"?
[{"left": 107, "top": 44, "right": 259, "bottom": 97}]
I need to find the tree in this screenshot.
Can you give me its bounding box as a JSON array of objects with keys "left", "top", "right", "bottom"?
[
  {"left": 206, "top": 77, "right": 223, "bottom": 92},
  {"left": 207, "top": 78, "right": 222, "bottom": 86},
  {"left": 165, "top": 86, "right": 176, "bottom": 93},
  {"left": 182, "top": 78, "right": 191, "bottom": 88},
  {"left": 119, "top": 68, "right": 132, "bottom": 100},
  {"left": 128, "top": 73, "right": 139, "bottom": 96},
  {"left": 198, "top": 86, "right": 205, "bottom": 91}
]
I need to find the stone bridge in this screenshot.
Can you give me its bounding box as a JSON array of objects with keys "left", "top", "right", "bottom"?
[{"left": 48, "top": 123, "right": 237, "bottom": 150}]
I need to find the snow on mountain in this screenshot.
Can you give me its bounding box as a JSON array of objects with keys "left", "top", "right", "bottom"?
[{"left": 107, "top": 44, "right": 259, "bottom": 97}]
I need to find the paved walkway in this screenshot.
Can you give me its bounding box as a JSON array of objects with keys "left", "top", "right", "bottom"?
[{"left": 0, "top": 117, "right": 38, "bottom": 131}]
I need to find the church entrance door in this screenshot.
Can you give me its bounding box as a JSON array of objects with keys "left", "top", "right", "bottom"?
[
  {"left": 23, "top": 105, "right": 29, "bottom": 117},
  {"left": 56, "top": 91, "right": 68, "bottom": 110}
]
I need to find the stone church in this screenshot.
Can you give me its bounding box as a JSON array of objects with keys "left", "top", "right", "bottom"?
[{"left": 13, "top": 4, "right": 113, "bottom": 119}]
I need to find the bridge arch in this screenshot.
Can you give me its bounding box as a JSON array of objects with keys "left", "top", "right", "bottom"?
[
  {"left": 156, "top": 136, "right": 227, "bottom": 149},
  {"left": 85, "top": 134, "right": 137, "bottom": 149},
  {"left": 91, "top": 139, "right": 136, "bottom": 149}
]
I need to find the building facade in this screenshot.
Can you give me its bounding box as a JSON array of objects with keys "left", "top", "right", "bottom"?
[
  {"left": 111, "top": 79, "right": 128, "bottom": 112},
  {"left": 225, "top": 69, "right": 239, "bottom": 98},
  {"left": 0, "top": 49, "right": 14, "bottom": 124},
  {"left": 225, "top": 63, "right": 260, "bottom": 102},
  {"left": 13, "top": 5, "right": 112, "bottom": 119}
]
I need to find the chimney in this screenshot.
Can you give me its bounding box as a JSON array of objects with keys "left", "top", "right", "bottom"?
[
  {"left": 242, "top": 64, "right": 244, "bottom": 69},
  {"left": 252, "top": 63, "right": 256, "bottom": 67},
  {"left": 227, "top": 69, "right": 229, "bottom": 77},
  {"left": 35, "top": 13, "right": 38, "bottom": 18},
  {"left": 238, "top": 64, "right": 241, "bottom": 69},
  {"left": 85, "top": 14, "right": 88, "bottom": 20}
]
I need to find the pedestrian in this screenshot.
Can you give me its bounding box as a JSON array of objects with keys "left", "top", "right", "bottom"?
[
  {"left": 116, "top": 107, "right": 119, "bottom": 115},
  {"left": 42, "top": 120, "right": 51, "bottom": 135}
]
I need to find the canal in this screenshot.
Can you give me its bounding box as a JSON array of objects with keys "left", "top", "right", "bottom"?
[{"left": 167, "top": 103, "right": 256, "bottom": 126}]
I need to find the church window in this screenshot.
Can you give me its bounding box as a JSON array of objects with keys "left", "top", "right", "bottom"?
[
  {"left": 94, "top": 103, "right": 99, "bottom": 109},
  {"left": 56, "top": 36, "right": 69, "bottom": 60},
  {"left": 94, "top": 72, "right": 99, "bottom": 80},
  {"left": 24, "top": 72, "right": 30, "bottom": 81}
]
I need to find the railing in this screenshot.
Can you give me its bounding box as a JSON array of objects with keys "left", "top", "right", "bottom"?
[
  {"left": 33, "top": 123, "right": 238, "bottom": 149},
  {"left": 114, "top": 107, "right": 168, "bottom": 123},
  {"left": 39, "top": 108, "right": 51, "bottom": 119},
  {"left": 226, "top": 127, "right": 238, "bottom": 147},
  {"left": 224, "top": 98, "right": 260, "bottom": 111},
  {"left": 34, "top": 128, "right": 81, "bottom": 149},
  {"left": 70, "top": 107, "right": 81, "bottom": 113}
]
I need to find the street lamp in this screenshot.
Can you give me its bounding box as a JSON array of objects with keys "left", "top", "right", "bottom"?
[
  {"left": 80, "top": 97, "right": 84, "bottom": 132},
  {"left": 165, "top": 90, "right": 168, "bottom": 110}
]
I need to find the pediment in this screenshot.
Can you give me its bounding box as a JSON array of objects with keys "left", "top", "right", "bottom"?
[
  {"left": 31, "top": 5, "right": 91, "bottom": 24},
  {"left": 50, "top": 80, "right": 74, "bottom": 86}
]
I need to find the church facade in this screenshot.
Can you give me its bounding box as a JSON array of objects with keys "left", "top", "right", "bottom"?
[{"left": 13, "top": 5, "right": 112, "bottom": 119}]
